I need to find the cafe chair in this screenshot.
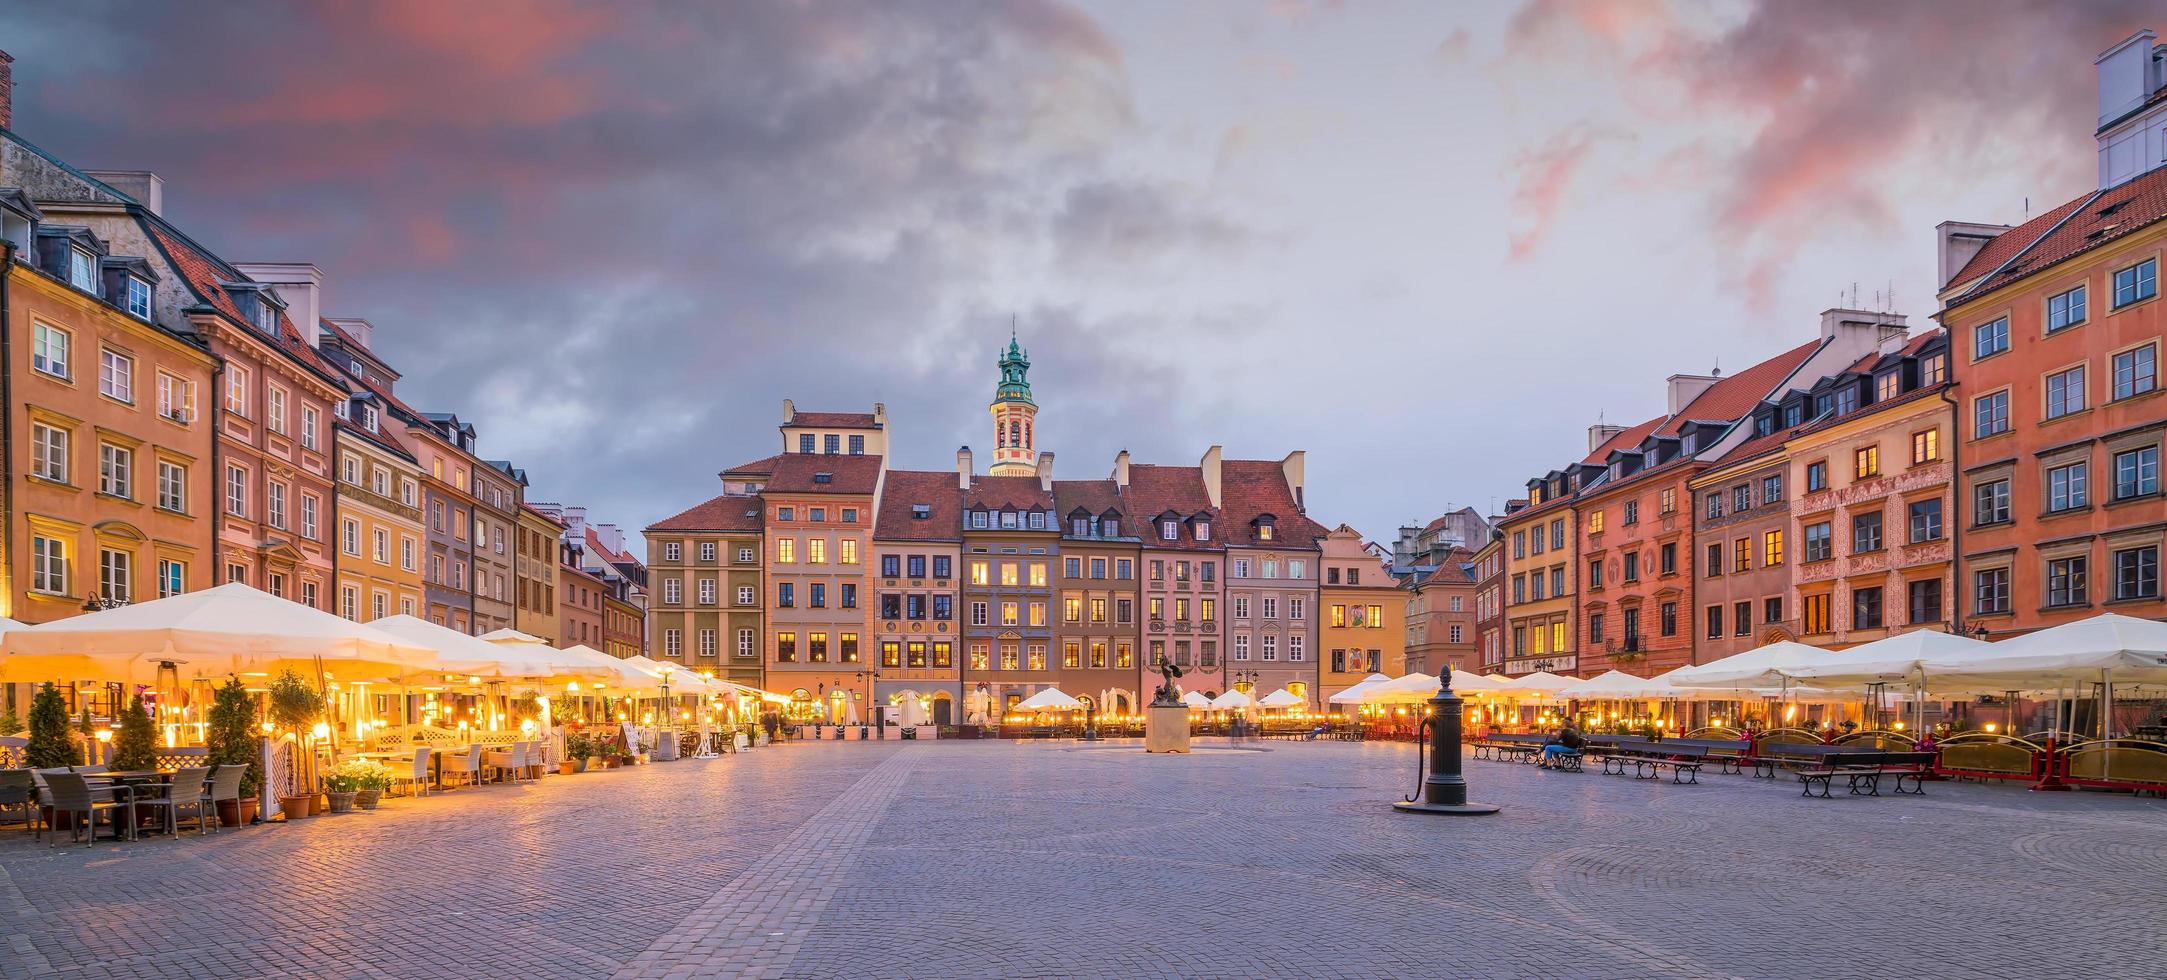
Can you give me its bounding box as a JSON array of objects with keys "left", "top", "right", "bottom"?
[
  {"left": 439, "top": 746, "right": 482, "bottom": 790},
  {"left": 205, "top": 765, "right": 248, "bottom": 832},
  {"left": 134, "top": 766, "right": 216, "bottom": 838},
  {"left": 44, "top": 772, "right": 129, "bottom": 847},
  {"left": 390, "top": 746, "right": 432, "bottom": 798},
  {"left": 0, "top": 770, "right": 36, "bottom": 834}
]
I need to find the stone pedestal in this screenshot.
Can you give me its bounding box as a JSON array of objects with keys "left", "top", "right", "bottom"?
[{"left": 1146, "top": 704, "right": 1191, "bottom": 753}]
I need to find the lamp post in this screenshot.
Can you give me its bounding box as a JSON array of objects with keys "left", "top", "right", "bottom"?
[
  {"left": 1081, "top": 697, "right": 1101, "bottom": 741},
  {"left": 1393, "top": 664, "right": 1500, "bottom": 816}
]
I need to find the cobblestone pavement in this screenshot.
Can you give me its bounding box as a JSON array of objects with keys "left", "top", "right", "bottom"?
[{"left": 2, "top": 740, "right": 2163, "bottom": 979}]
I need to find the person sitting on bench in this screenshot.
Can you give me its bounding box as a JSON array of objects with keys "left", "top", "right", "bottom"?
[{"left": 1539, "top": 723, "right": 1586, "bottom": 769}]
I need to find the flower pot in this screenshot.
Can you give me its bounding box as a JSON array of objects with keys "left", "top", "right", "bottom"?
[
  {"left": 558, "top": 761, "right": 577, "bottom": 775},
  {"left": 278, "top": 794, "right": 315, "bottom": 819},
  {"left": 325, "top": 791, "right": 357, "bottom": 814},
  {"left": 355, "top": 789, "right": 382, "bottom": 810},
  {"left": 575, "top": 758, "right": 590, "bottom": 772},
  {"left": 217, "top": 798, "right": 258, "bottom": 827}
]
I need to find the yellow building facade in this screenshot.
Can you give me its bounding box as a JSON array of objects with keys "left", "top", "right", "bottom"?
[
  {"left": 330, "top": 412, "right": 425, "bottom": 622},
  {"left": 1318, "top": 525, "right": 1404, "bottom": 707}
]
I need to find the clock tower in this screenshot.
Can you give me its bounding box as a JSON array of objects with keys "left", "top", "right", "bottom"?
[{"left": 988, "top": 333, "right": 1038, "bottom": 477}]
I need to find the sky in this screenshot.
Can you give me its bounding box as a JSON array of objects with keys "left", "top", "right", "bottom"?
[{"left": 4, "top": 0, "right": 2154, "bottom": 548}]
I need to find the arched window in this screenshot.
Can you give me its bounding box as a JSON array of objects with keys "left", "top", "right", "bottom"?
[{"left": 1009, "top": 421, "right": 1021, "bottom": 446}]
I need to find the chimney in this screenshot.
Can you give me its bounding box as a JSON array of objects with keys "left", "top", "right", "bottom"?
[
  {"left": 955, "top": 446, "right": 973, "bottom": 490},
  {"left": 1036, "top": 451, "right": 1055, "bottom": 492},
  {"left": 325, "top": 316, "right": 375, "bottom": 351},
  {"left": 872, "top": 402, "right": 887, "bottom": 428},
  {"left": 1200, "top": 445, "right": 1223, "bottom": 508},
  {"left": 1586, "top": 423, "right": 1627, "bottom": 454},
  {"left": 781, "top": 398, "right": 795, "bottom": 425},
  {"left": 233, "top": 262, "right": 324, "bottom": 340},
  {"left": 1112, "top": 449, "right": 1130, "bottom": 489},
  {"left": 1281, "top": 450, "right": 1306, "bottom": 513},
  {"left": 0, "top": 50, "right": 12, "bottom": 132},
  {"left": 83, "top": 170, "right": 164, "bottom": 216},
  {"left": 1819, "top": 308, "right": 1908, "bottom": 364},
  {"left": 1666, "top": 373, "right": 1720, "bottom": 416},
  {"left": 1935, "top": 221, "right": 2013, "bottom": 292},
  {"left": 2097, "top": 30, "right": 2165, "bottom": 187}
]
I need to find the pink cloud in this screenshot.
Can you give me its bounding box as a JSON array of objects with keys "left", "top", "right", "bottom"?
[{"left": 1507, "top": 132, "right": 1597, "bottom": 261}]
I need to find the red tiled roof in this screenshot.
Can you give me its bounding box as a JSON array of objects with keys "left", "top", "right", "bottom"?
[
  {"left": 785, "top": 411, "right": 880, "bottom": 429},
  {"left": 1053, "top": 478, "right": 1124, "bottom": 518},
  {"left": 1119, "top": 464, "right": 1219, "bottom": 551},
  {"left": 1580, "top": 416, "right": 1665, "bottom": 465},
  {"left": 964, "top": 474, "right": 1051, "bottom": 511},
  {"left": 874, "top": 470, "right": 963, "bottom": 542},
  {"left": 1219, "top": 459, "right": 1326, "bottom": 549},
  {"left": 761, "top": 453, "right": 883, "bottom": 495},
  {"left": 140, "top": 220, "right": 339, "bottom": 382},
  {"left": 522, "top": 503, "right": 567, "bottom": 527},
  {"left": 719, "top": 454, "right": 782, "bottom": 478},
  {"left": 1942, "top": 166, "right": 2167, "bottom": 293},
  {"left": 1656, "top": 339, "right": 1821, "bottom": 437},
  {"left": 333, "top": 416, "right": 414, "bottom": 460},
  {"left": 647, "top": 494, "right": 764, "bottom": 533},
  {"left": 1416, "top": 549, "right": 1476, "bottom": 587},
  {"left": 1708, "top": 425, "right": 1796, "bottom": 468}
]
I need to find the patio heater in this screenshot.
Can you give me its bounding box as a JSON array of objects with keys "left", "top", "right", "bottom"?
[{"left": 1393, "top": 666, "right": 1500, "bottom": 816}]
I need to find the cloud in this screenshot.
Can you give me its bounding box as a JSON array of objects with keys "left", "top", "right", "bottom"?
[
  {"left": 1501, "top": 0, "right": 2156, "bottom": 304},
  {"left": 1506, "top": 132, "right": 1598, "bottom": 261},
  {"left": 4, "top": 1, "right": 1248, "bottom": 539}
]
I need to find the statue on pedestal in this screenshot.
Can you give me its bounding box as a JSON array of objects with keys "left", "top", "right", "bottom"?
[{"left": 1150, "top": 662, "right": 1186, "bottom": 706}]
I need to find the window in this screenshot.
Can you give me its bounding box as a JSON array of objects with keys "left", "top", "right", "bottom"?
[
  {"left": 1733, "top": 538, "right": 1751, "bottom": 573},
  {"left": 1908, "top": 498, "right": 1943, "bottom": 543},
  {"left": 2115, "top": 344, "right": 2158, "bottom": 400},
  {"left": 267, "top": 482, "right": 286, "bottom": 529},
  {"left": 1908, "top": 579, "right": 1943, "bottom": 625},
  {"left": 1973, "top": 391, "right": 2009, "bottom": 438},
  {"left": 1586, "top": 559, "right": 1603, "bottom": 588},
  {"left": 1732, "top": 485, "right": 1752, "bottom": 513},
  {"left": 809, "top": 583, "right": 827, "bottom": 608},
  {"left": 663, "top": 579, "right": 683, "bottom": 604},
  {"left": 1803, "top": 522, "right": 1832, "bottom": 562},
  {"left": 1588, "top": 510, "right": 1604, "bottom": 533},
  {"left": 2046, "top": 461, "right": 2088, "bottom": 512},
  {"left": 266, "top": 386, "right": 287, "bottom": 435},
  {"left": 1705, "top": 493, "right": 1722, "bottom": 520},
  {"left": 1659, "top": 602, "right": 1677, "bottom": 637},
  {"left": 1802, "top": 593, "right": 1832, "bottom": 634},
  {"left": 2045, "top": 365, "right": 2086, "bottom": 420},
  {"left": 1763, "top": 529, "right": 1783, "bottom": 566},
  {"left": 2113, "top": 257, "right": 2157, "bottom": 307},
  {"left": 1806, "top": 461, "right": 1828, "bottom": 493},
  {"left": 776, "top": 632, "right": 797, "bottom": 662},
  {"left": 1765, "top": 596, "right": 1783, "bottom": 626},
  {"left": 372, "top": 527, "right": 389, "bottom": 564},
  {"left": 839, "top": 539, "right": 857, "bottom": 564},
  {"left": 300, "top": 406, "right": 319, "bottom": 451},
  {"left": 823, "top": 434, "right": 839, "bottom": 454},
  {"left": 736, "top": 584, "right": 755, "bottom": 606},
  {"left": 1921, "top": 353, "right": 1947, "bottom": 386},
  {"left": 31, "top": 423, "right": 68, "bottom": 482},
  {"left": 1855, "top": 445, "right": 1880, "bottom": 478},
  {"left": 2115, "top": 447, "right": 2160, "bottom": 500},
  {"left": 2047, "top": 284, "right": 2088, "bottom": 332},
  {"left": 156, "top": 372, "right": 193, "bottom": 423},
  {"left": 1852, "top": 511, "right": 1883, "bottom": 552},
  {"left": 1622, "top": 553, "right": 1639, "bottom": 582},
  {"left": 775, "top": 539, "right": 794, "bottom": 563},
  {"left": 33, "top": 324, "right": 77, "bottom": 385},
  {"left": 739, "top": 547, "right": 756, "bottom": 563},
  {"left": 1029, "top": 562, "right": 1046, "bottom": 586},
  {"left": 1623, "top": 501, "right": 1639, "bottom": 525},
  {"left": 2114, "top": 546, "right": 2159, "bottom": 600},
  {"left": 300, "top": 494, "right": 318, "bottom": 539},
  {"left": 153, "top": 557, "right": 186, "bottom": 598},
  {"left": 809, "top": 632, "right": 831, "bottom": 662},
  {"left": 806, "top": 538, "right": 825, "bottom": 564},
  {"left": 776, "top": 582, "right": 794, "bottom": 607},
  {"left": 98, "top": 348, "right": 134, "bottom": 402},
  {"left": 1706, "top": 543, "right": 1723, "bottom": 577},
  {"left": 1974, "top": 568, "right": 2009, "bottom": 614},
  {"left": 663, "top": 629, "right": 684, "bottom": 658},
  {"left": 1705, "top": 605, "right": 1723, "bottom": 640},
  {"left": 148, "top": 459, "right": 187, "bottom": 512},
  {"left": 1973, "top": 316, "right": 2009, "bottom": 358},
  {"left": 402, "top": 536, "right": 416, "bottom": 571},
  {"left": 1876, "top": 371, "right": 1900, "bottom": 402},
  {"left": 1657, "top": 489, "right": 1674, "bottom": 514},
  {"left": 1852, "top": 586, "right": 1884, "bottom": 630},
  {"left": 225, "top": 465, "right": 247, "bottom": 517},
  {"left": 2046, "top": 555, "right": 2088, "bottom": 608},
  {"left": 1659, "top": 543, "right": 1677, "bottom": 575},
  {"left": 665, "top": 542, "right": 682, "bottom": 562},
  {"left": 1968, "top": 478, "right": 2011, "bottom": 526},
  {"left": 342, "top": 518, "right": 361, "bottom": 556},
  {"left": 1912, "top": 430, "right": 1939, "bottom": 464}
]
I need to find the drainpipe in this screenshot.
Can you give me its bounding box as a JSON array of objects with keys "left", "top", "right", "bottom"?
[
  {"left": 1940, "top": 382, "right": 1962, "bottom": 637},
  {"left": 329, "top": 434, "right": 341, "bottom": 614},
  {"left": 467, "top": 498, "right": 478, "bottom": 634},
  {"left": 1, "top": 242, "right": 14, "bottom": 622},
  {"left": 208, "top": 353, "right": 226, "bottom": 587}
]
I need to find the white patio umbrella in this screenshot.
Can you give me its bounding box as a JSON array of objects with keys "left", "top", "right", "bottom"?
[
  {"left": 1328, "top": 672, "right": 1395, "bottom": 704},
  {"left": 1209, "top": 688, "right": 1255, "bottom": 710},
  {"left": 1257, "top": 688, "right": 1305, "bottom": 708},
  {"left": 1668, "top": 641, "right": 1842, "bottom": 689},
  {"left": 1179, "top": 690, "right": 1212, "bottom": 709},
  {"left": 1781, "top": 629, "right": 1994, "bottom": 689},
  {"left": 1920, "top": 614, "right": 2167, "bottom": 689},
  {"left": 0, "top": 582, "right": 437, "bottom": 684},
  {"left": 1015, "top": 687, "right": 1084, "bottom": 711}
]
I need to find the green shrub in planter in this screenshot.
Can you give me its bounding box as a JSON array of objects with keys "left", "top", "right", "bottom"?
[
  {"left": 25, "top": 683, "right": 78, "bottom": 769},
  {"left": 266, "top": 669, "right": 324, "bottom": 734},
  {"left": 111, "top": 694, "right": 159, "bottom": 772},
  {"left": 205, "top": 678, "right": 263, "bottom": 797}
]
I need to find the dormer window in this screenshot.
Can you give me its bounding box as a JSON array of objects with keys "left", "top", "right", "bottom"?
[
  {"left": 1161, "top": 519, "right": 1178, "bottom": 540},
  {"left": 125, "top": 276, "right": 152, "bottom": 320},
  {"left": 69, "top": 247, "right": 98, "bottom": 291},
  {"left": 813, "top": 471, "right": 833, "bottom": 484},
  {"left": 334, "top": 399, "right": 351, "bottom": 420},
  {"left": 1027, "top": 510, "right": 1045, "bottom": 530},
  {"left": 999, "top": 509, "right": 1018, "bottom": 529},
  {"left": 1072, "top": 517, "right": 1089, "bottom": 536},
  {"left": 362, "top": 405, "right": 380, "bottom": 433},
  {"left": 1195, "top": 520, "right": 1211, "bottom": 542},
  {"left": 1103, "top": 518, "right": 1119, "bottom": 538},
  {"left": 1255, "top": 519, "right": 1275, "bottom": 541},
  {"left": 912, "top": 503, "right": 930, "bottom": 520}
]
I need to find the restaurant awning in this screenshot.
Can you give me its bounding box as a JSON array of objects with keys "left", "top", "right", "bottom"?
[
  {"left": 1257, "top": 688, "right": 1304, "bottom": 708},
  {"left": 1665, "top": 641, "right": 1845, "bottom": 689},
  {"left": 1780, "top": 629, "right": 1993, "bottom": 690},
  {"left": 1015, "top": 687, "right": 1084, "bottom": 711},
  {"left": 1180, "top": 690, "right": 1212, "bottom": 708},
  {"left": 1327, "top": 672, "right": 1395, "bottom": 704},
  {"left": 1208, "top": 689, "right": 1255, "bottom": 710},
  {"left": 0, "top": 583, "right": 437, "bottom": 684},
  {"left": 1917, "top": 614, "right": 2167, "bottom": 690}
]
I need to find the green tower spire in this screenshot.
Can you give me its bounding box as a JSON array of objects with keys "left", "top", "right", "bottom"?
[{"left": 995, "top": 333, "right": 1034, "bottom": 406}]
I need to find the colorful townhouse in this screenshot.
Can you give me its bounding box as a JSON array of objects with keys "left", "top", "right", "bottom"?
[
  {"left": 646, "top": 492, "right": 766, "bottom": 686},
  {"left": 1933, "top": 28, "right": 2166, "bottom": 635},
  {"left": 869, "top": 469, "right": 963, "bottom": 724},
  {"left": 1052, "top": 477, "right": 1143, "bottom": 715},
  {"left": 959, "top": 456, "right": 1060, "bottom": 721},
  {"left": 1319, "top": 524, "right": 1404, "bottom": 703}
]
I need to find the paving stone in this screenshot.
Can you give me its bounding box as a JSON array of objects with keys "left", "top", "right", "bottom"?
[{"left": 0, "top": 742, "right": 2161, "bottom": 979}]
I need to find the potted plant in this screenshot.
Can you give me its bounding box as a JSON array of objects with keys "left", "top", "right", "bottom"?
[
  {"left": 266, "top": 670, "right": 325, "bottom": 819},
  {"left": 562, "top": 731, "right": 593, "bottom": 774},
  {"left": 111, "top": 694, "right": 159, "bottom": 771},
  {"left": 25, "top": 684, "right": 79, "bottom": 828},
  {"left": 205, "top": 679, "right": 262, "bottom": 826},
  {"left": 330, "top": 759, "right": 393, "bottom": 810},
  {"left": 0, "top": 698, "right": 22, "bottom": 738}
]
